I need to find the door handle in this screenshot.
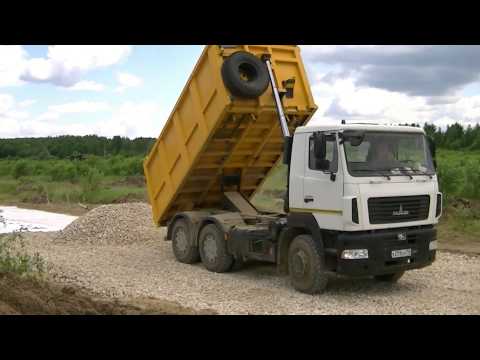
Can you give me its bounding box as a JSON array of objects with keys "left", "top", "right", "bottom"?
[{"left": 304, "top": 196, "right": 314, "bottom": 203}]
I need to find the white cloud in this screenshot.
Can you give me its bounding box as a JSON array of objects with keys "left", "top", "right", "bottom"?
[
  {"left": 21, "top": 45, "right": 132, "bottom": 87},
  {"left": 18, "top": 99, "right": 37, "bottom": 108},
  {"left": 97, "top": 101, "right": 166, "bottom": 138},
  {"left": 115, "top": 72, "right": 143, "bottom": 93},
  {"left": 308, "top": 74, "right": 479, "bottom": 130},
  {"left": 0, "top": 94, "right": 15, "bottom": 114},
  {"left": 67, "top": 80, "right": 106, "bottom": 92},
  {"left": 47, "top": 45, "right": 132, "bottom": 69},
  {"left": 0, "top": 46, "right": 28, "bottom": 87},
  {"left": 301, "top": 45, "right": 423, "bottom": 59},
  {"left": 0, "top": 94, "right": 31, "bottom": 138},
  {"left": 37, "top": 101, "right": 111, "bottom": 121},
  {"left": 0, "top": 94, "right": 167, "bottom": 139}
]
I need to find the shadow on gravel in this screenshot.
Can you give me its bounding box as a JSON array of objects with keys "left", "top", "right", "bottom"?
[
  {"left": 325, "top": 275, "right": 416, "bottom": 295},
  {"left": 218, "top": 261, "right": 418, "bottom": 296}
]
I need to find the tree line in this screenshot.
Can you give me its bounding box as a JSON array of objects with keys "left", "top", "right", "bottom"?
[
  {"left": 0, "top": 135, "right": 156, "bottom": 159},
  {"left": 0, "top": 121, "right": 479, "bottom": 160},
  {"left": 423, "top": 122, "right": 480, "bottom": 150}
]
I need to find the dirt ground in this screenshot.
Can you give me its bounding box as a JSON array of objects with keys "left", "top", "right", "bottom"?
[
  {"left": 437, "top": 228, "right": 480, "bottom": 254},
  {"left": 1, "top": 201, "right": 478, "bottom": 315},
  {"left": 0, "top": 273, "right": 216, "bottom": 315}
]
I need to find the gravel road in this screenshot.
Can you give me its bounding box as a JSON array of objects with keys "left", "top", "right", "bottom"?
[{"left": 23, "top": 230, "right": 480, "bottom": 315}]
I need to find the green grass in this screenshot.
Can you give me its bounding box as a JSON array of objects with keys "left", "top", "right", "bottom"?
[
  {"left": 436, "top": 149, "right": 480, "bottom": 201},
  {"left": 0, "top": 227, "right": 46, "bottom": 277},
  {"left": 1, "top": 150, "right": 479, "bottom": 245},
  {"left": 0, "top": 156, "right": 147, "bottom": 205},
  {"left": 251, "top": 163, "right": 287, "bottom": 213}
]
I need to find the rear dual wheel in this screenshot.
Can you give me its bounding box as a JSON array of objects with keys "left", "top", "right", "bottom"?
[
  {"left": 199, "top": 224, "right": 234, "bottom": 273},
  {"left": 171, "top": 219, "right": 200, "bottom": 264}
]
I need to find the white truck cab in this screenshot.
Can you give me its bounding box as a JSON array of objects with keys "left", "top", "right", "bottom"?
[
  {"left": 283, "top": 123, "right": 440, "bottom": 287},
  {"left": 289, "top": 123, "right": 441, "bottom": 232}
]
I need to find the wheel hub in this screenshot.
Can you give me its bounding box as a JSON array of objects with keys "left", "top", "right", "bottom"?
[
  {"left": 238, "top": 63, "right": 256, "bottom": 82},
  {"left": 203, "top": 234, "right": 218, "bottom": 262},
  {"left": 174, "top": 228, "right": 188, "bottom": 253},
  {"left": 292, "top": 250, "right": 308, "bottom": 277}
]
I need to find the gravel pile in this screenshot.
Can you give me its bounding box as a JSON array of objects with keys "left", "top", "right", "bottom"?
[{"left": 55, "top": 203, "right": 163, "bottom": 245}]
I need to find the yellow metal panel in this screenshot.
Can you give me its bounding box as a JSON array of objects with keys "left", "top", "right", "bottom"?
[{"left": 144, "top": 45, "right": 317, "bottom": 226}]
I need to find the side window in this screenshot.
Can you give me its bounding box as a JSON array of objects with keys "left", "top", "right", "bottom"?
[{"left": 308, "top": 133, "right": 338, "bottom": 172}]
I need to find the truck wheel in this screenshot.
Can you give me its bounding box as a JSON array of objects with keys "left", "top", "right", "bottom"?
[
  {"left": 171, "top": 219, "right": 200, "bottom": 264},
  {"left": 221, "top": 51, "right": 269, "bottom": 99},
  {"left": 288, "top": 234, "right": 328, "bottom": 294},
  {"left": 374, "top": 271, "right": 405, "bottom": 283},
  {"left": 199, "top": 224, "right": 234, "bottom": 273}
]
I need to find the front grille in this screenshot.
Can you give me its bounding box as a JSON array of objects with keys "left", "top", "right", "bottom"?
[{"left": 368, "top": 195, "right": 430, "bottom": 224}]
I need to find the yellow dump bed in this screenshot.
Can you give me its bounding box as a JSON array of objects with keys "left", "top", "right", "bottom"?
[{"left": 144, "top": 45, "right": 317, "bottom": 225}]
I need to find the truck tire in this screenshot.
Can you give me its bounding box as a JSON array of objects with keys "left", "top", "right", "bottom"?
[
  {"left": 199, "top": 224, "right": 234, "bottom": 273},
  {"left": 288, "top": 234, "right": 328, "bottom": 294},
  {"left": 221, "top": 51, "right": 269, "bottom": 99},
  {"left": 374, "top": 271, "right": 405, "bottom": 283},
  {"left": 171, "top": 219, "right": 200, "bottom": 264}
]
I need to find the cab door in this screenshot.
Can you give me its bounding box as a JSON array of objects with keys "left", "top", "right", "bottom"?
[{"left": 302, "top": 132, "right": 344, "bottom": 229}]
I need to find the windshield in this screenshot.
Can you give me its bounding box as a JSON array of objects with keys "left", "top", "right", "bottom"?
[{"left": 343, "top": 131, "right": 435, "bottom": 177}]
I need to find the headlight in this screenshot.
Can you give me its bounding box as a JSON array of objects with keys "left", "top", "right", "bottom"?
[
  {"left": 429, "top": 240, "right": 438, "bottom": 251},
  {"left": 341, "top": 249, "right": 369, "bottom": 259}
]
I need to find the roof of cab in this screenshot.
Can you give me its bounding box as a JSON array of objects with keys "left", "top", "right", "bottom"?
[{"left": 295, "top": 122, "right": 425, "bottom": 134}]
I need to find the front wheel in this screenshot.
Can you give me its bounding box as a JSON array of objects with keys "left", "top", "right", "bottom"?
[{"left": 288, "top": 234, "right": 328, "bottom": 294}]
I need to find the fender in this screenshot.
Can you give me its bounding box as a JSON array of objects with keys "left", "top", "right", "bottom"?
[
  {"left": 276, "top": 212, "right": 325, "bottom": 275},
  {"left": 287, "top": 212, "right": 323, "bottom": 244},
  {"left": 166, "top": 211, "right": 211, "bottom": 244},
  {"left": 195, "top": 212, "right": 246, "bottom": 246}
]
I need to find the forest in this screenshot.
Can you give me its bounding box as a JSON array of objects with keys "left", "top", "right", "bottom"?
[
  {"left": 1, "top": 122, "right": 479, "bottom": 160},
  {"left": 0, "top": 135, "right": 155, "bottom": 159},
  {"left": 0, "top": 122, "right": 478, "bottom": 205}
]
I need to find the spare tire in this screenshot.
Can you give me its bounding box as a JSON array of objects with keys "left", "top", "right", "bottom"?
[{"left": 221, "top": 51, "right": 270, "bottom": 99}]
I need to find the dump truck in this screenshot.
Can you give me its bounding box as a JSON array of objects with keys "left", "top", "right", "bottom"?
[{"left": 144, "top": 45, "right": 441, "bottom": 294}]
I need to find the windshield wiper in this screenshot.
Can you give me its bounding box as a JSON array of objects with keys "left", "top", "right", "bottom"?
[
  {"left": 396, "top": 166, "right": 435, "bottom": 178},
  {"left": 389, "top": 167, "right": 413, "bottom": 180},
  {"left": 406, "top": 168, "right": 434, "bottom": 177},
  {"left": 352, "top": 169, "right": 391, "bottom": 180}
]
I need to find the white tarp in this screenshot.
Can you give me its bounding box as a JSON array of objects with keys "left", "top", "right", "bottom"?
[{"left": 0, "top": 206, "right": 77, "bottom": 234}]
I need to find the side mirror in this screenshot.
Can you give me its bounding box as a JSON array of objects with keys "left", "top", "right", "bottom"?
[
  {"left": 313, "top": 132, "right": 327, "bottom": 160},
  {"left": 316, "top": 159, "right": 330, "bottom": 171}
]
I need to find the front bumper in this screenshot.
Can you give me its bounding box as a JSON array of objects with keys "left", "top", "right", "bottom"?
[{"left": 326, "top": 226, "right": 437, "bottom": 277}]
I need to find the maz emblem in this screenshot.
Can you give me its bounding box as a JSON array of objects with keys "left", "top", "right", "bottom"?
[{"left": 393, "top": 204, "right": 409, "bottom": 216}]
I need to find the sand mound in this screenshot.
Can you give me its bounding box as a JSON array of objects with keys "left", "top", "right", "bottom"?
[{"left": 55, "top": 203, "right": 163, "bottom": 245}]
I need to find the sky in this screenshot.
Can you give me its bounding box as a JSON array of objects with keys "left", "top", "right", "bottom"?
[{"left": 1, "top": 45, "right": 480, "bottom": 139}]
